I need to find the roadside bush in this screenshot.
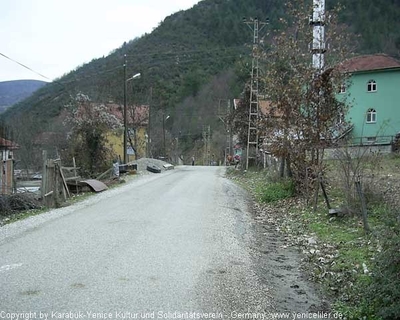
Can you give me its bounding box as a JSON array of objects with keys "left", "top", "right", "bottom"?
[
  {"left": 258, "top": 179, "right": 295, "bottom": 203},
  {"left": 0, "top": 194, "right": 39, "bottom": 217},
  {"left": 362, "top": 209, "right": 400, "bottom": 319}
]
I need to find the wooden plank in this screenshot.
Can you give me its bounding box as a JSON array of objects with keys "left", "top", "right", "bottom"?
[
  {"left": 41, "top": 150, "right": 47, "bottom": 199},
  {"left": 73, "top": 157, "right": 79, "bottom": 195},
  {"left": 61, "top": 166, "right": 81, "bottom": 171},
  {"left": 44, "top": 190, "right": 54, "bottom": 197},
  {"left": 59, "top": 166, "right": 71, "bottom": 198},
  {"left": 96, "top": 168, "right": 112, "bottom": 180},
  {"left": 64, "top": 176, "right": 80, "bottom": 181},
  {"left": 55, "top": 162, "right": 60, "bottom": 207}
]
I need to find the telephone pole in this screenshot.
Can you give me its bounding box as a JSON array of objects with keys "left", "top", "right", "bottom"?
[
  {"left": 202, "top": 125, "right": 211, "bottom": 165},
  {"left": 218, "top": 99, "right": 232, "bottom": 166},
  {"left": 243, "top": 18, "right": 268, "bottom": 170}
]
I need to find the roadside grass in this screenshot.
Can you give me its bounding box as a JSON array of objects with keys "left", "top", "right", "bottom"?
[
  {"left": 2, "top": 206, "right": 48, "bottom": 225},
  {"left": 226, "top": 161, "right": 399, "bottom": 320},
  {"left": 226, "top": 168, "right": 295, "bottom": 203}
]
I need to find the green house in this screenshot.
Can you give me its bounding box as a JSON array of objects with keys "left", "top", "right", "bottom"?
[{"left": 338, "top": 54, "right": 400, "bottom": 145}]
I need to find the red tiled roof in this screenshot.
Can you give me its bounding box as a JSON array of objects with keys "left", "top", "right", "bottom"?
[
  {"left": 0, "top": 137, "right": 19, "bottom": 150},
  {"left": 340, "top": 54, "right": 400, "bottom": 73},
  {"left": 259, "top": 100, "right": 283, "bottom": 118}
]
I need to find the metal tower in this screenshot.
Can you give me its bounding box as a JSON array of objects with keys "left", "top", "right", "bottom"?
[{"left": 244, "top": 18, "right": 268, "bottom": 170}]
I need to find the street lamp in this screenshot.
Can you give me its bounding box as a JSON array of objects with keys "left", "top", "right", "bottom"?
[
  {"left": 163, "top": 115, "right": 170, "bottom": 158},
  {"left": 123, "top": 68, "right": 141, "bottom": 164}
]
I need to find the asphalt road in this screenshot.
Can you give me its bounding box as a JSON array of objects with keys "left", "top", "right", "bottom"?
[{"left": 0, "top": 166, "right": 274, "bottom": 318}]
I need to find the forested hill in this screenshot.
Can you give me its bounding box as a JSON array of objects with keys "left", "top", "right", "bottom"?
[{"left": 2, "top": 0, "right": 400, "bottom": 135}]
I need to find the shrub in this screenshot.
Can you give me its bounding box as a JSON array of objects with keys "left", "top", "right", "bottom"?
[
  {"left": 363, "top": 214, "right": 400, "bottom": 319},
  {"left": 259, "top": 179, "right": 295, "bottom": 203},
  {"left": 0, "top": 194, "right": 39, "bottom": 217}
]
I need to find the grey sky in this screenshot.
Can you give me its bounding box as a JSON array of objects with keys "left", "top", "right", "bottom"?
[{"left": 0, "top": 0, "right": 200, "bottom": 82}]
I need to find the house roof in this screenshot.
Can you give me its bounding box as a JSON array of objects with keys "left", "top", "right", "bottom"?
[
  {"left": 0, "top": 137, "right": 19, "bottom": 150},
  {"left": 233, "top": 99, "right": 282, "bottom": 117},
  {"left": 259, "top": 100, "right": 283, "bottom": 118},
  {"left": 340, "top": 54, "right": 400, "bottom": 73},
  {"left": 106, "top": 104, "right": 149, "bottom": 126}
]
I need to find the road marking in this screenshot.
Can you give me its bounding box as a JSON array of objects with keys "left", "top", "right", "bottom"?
[{"left": 0, "top": 263, "right": 23, "bottom": 273}]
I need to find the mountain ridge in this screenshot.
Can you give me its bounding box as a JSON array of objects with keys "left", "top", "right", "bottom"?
[{"left": 0, "top": 79, "right": 47, "bottom": 113}]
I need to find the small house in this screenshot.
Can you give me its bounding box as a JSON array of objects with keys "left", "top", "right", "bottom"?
[{"left": 339, "top": 54, "right": 400, "bottom": 146}]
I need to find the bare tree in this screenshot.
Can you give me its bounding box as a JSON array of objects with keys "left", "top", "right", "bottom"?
[{"left": 261, "top": 0, "right": 353, "bottom": 190}]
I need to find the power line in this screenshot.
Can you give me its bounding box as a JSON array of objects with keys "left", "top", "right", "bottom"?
[{"left": 0, "top": 52, "right": 52, "bottom": 81}]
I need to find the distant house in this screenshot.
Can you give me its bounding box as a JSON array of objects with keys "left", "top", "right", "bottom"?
[
  {"left": 104, "top": 104, "right": 150, "bottom": 162},
  {"left": 339, "top": 54, "right": 400, "bottom": 145},
  {"left": 0, "top": 137, "right": 18, "bottom": 194}
]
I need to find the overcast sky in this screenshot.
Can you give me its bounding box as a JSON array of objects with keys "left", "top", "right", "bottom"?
[{"left": 0, "top": 0, "right": 201, "bottom": 82}]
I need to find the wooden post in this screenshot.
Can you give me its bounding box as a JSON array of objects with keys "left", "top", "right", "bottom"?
[
  {"left": 355, "top": 178, "right": 371, "bottom": 233},
  {"left": 45, "top": 159, "right": 55, "bottom": 208},
  {"left": 313, "top": 172, "right": 320, "bottom": 213},
  {"left": 41, "top": 150, "right": 48, "bottom": 200},
  {"left": 320, "top": 175, "right": 331, "bottom": 210},
  {"left": 306, "top": 167, "right": 309, "bottom": 206},
  {"left": 59, "top": 165, "right": 70, "bottom": 198},
  {"left": 73, "top": 157, "right": 78, "bottom": 194},
  {"left": 54, "top": 162, "right": 60, "bottom": 208}
]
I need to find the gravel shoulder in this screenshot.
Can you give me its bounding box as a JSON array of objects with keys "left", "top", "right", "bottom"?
[
  {"left": 226, "top": 171, "right": 331, "bottom": 318},
  {"left": 248, "top": 202, "right": 331, "bottom": 315}
]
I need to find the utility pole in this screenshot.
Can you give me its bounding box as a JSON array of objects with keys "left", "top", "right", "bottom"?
[
  {"left": 123, "top": 54, "right": 127, "bottom": 164},
  {"left": 147, "top": 86, "right": 152, "bottom": 158},
  {"left": 207, "top": 125, "right": 211, "bottom": 165},
  {"left": 202, "top": 125, "right": 211, "bottom": 165},
  {"left": 203, "top": 126, "right": 207, "bottom": 165},
  {"left": 218, "top": 99, "right": 232, "bottom": 166},
  {"left": 243, "top": 18, "right": 268, "bottom": 170}
]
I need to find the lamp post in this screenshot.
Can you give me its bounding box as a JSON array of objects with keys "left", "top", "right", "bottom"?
[
  {"left": 123, "top": 59, "right": 140, "bottom": 164},
  {"left": 163, "top": 114, "right": 170, "bottom": 158}
]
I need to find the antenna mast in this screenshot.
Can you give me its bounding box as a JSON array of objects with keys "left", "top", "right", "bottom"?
[{"left": 310, "top": 0, "right": 326, "bottom": 73}]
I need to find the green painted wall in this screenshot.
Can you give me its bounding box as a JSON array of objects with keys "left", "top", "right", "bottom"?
[{"left": 340, "top": 68, "right": 400, "bottom": 144}]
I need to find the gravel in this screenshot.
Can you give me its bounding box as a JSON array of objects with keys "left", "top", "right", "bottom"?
[{"left": 131, "top": 158, "right": 173, "bottom": 174}]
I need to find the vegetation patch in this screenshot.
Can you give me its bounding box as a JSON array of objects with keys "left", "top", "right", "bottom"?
[{"left": 257, "top": 180, "right": 295, "bottom": 203}]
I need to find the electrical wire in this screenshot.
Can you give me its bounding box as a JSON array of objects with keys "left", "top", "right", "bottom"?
[{"left": 0, "top": 52, "right": 52, "bottom": 81}]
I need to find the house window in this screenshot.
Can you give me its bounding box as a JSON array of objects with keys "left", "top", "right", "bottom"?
[
  {"left": 366, "top": 108, "right": 377, "bottom": 123},
  {"left": 339, "top": 84, "right": 346, "bottom": 94},
  {"left": 367, "top": 80, "right": 377, "bottom": 92}
]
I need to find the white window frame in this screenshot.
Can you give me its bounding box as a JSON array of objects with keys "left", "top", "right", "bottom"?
[
  {"left": 339, "top": 84, "right": 346, "bottom": 94},
  {"left": 366, "top": 108, "right": 377, "bottom": 123},
  {"left": 367, "top": 80, "right": 377, "bottom": 92}
]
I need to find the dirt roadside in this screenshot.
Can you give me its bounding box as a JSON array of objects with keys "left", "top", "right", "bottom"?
[{"left": 247, "top": 200, "right": 332, "bottom": 318}]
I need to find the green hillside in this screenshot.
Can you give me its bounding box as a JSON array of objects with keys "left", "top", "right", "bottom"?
[{"left": 2, "top": 0, "right": 400, "bottom": 155}]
